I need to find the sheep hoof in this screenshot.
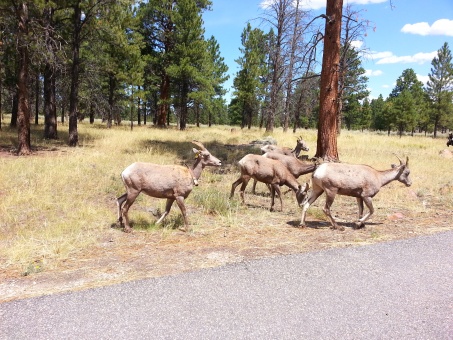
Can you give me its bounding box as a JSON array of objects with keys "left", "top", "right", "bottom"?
[
  {"left": 124, "top": 226, "right": 132, "bottom": 233},
  {"left": 298, "top": 223, "right": 306, "bottom": 228},
  {"left": 331, "top": 225, "right": 345, "bottom": 231},
  {"left": 354, "top": 222, "right": 365, "bottom": 229}
]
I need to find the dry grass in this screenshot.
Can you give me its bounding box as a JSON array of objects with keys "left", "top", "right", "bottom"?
[{"left": 1, "top": 120, "right": 452, "bottom": 302}]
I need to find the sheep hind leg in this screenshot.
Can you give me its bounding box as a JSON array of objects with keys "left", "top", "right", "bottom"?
[
  {"left": 230, "top": 177, "right": 244, "bottom": 199},
  {"left": 323, "top": 194, "right": 344, "bottom": 231},
  {"left": 355, "top": 197, "right": 374, "bottom": 229},
  {"left": 116, "top": 193, "right": 127, "bottom": 226},
  {"left": 239, "top": 177, "right": 251, "bottom": 205},
  {"left": 121, "top": 191, "right": 140, "bottom": 233}
]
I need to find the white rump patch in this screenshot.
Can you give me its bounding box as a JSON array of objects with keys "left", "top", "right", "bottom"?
[{"left": 314, "top": 163, "right": 328, "bottom": 179}]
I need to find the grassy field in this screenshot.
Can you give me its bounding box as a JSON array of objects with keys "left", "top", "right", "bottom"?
[{"left": 1, "top": 120, "right": 452, "bottom": 301}]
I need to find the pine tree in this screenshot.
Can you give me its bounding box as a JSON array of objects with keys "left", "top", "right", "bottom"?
[
  {"left": 232, "top": 24, "right": 267, "bottom": 129},
  {"left": 426, "top": 42, "right": 453, "bottom": 137},
  {"left": 389, "top": 68, "right": 426, "bottom": 136}
]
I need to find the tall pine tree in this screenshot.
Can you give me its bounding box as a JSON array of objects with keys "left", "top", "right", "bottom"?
[{"left": 426, "top": 42, "right": 453, "bottom": 137}]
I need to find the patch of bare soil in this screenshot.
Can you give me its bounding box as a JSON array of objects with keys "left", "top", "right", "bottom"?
[{"left": 1, "top": 200, "right": 452, "bottom": 303}]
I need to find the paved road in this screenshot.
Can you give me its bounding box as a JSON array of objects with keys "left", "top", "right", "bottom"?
[{"left": 1, "top": 231, "right": 452, "bottom": 340}]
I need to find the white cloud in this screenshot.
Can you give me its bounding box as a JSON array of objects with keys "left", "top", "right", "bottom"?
[
  {"left": 401, "top": 19, "right": 453, "bottom": 37},
  {"left": 370, "top": 51, "right": 394, "bottom": 60},
  {"left": 382, "top": 84, "right": 390, "bottom": 88},
  {"left": 351, "top": 40, "right": 363, "bottom": 49},
  {"left": 376, "top": 51, "right": 437, "bottom": 65},
  {"left": 417, "top": 74, "right": 430, "bottom": 85},
  {"left": 365, "top": 69, "right": 383, "bottom": 76}
]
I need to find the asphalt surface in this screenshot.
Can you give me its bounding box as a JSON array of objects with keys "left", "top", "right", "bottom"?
[{"left": 1, "top": 231, "right": 452, "bottom": 340}]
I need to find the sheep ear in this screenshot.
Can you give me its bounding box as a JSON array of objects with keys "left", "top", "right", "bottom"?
[
  {"left": 406, "top": 156, "right": 409, "bottom": 167},
  {"left": 304, "top": 182, "right": 310, "bottom": 191},
  {"left": 193, "top": 148, "right": 201, "bottom": 158}
]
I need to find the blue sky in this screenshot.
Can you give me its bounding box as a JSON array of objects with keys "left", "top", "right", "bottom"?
[{"left": 203, "top": 0, "right": 453, "bottom": 102}]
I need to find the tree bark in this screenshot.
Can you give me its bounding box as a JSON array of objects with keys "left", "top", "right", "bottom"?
[
  {"left": 43, "top": 6, "right": 57, "bottom": 139},
  {"left": 179, "top": 81, "right": 189, "bottom": 130},
  {"left": 315, "top": 0, "right": 343, "bottom": 162},
  {"left": 157, "top": 74, "right": 170, "bottom": 127},
  {"left": 16, "top": 3, "right": 31, "bottom": 155},
  {"left": 68, "top": 1, "right": 81, "bottom": 147}
]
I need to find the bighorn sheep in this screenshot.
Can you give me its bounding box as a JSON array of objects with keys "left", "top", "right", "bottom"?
[
  {"left": 260, "top": 136, "right": 309, "bottom": 158},
  {"left": 117, "top": 140, "right": 221, "bottom": 232},
  {"left": 230, "top": 154, "right": 309, "bottom": 211},
  {"left": 299, "top": 156, "right": 411, "bottom": 231},
  {"left": 252, "top": 137, "right": 310, "bottom": 194},
  {"left": 263, "top": 152, "right": 317, "bottom": 178}
]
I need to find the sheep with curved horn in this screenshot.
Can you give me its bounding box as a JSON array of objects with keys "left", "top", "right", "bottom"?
[
  {"left": 117, "top": 140, "right": 221, "bottom": 232},
  {"left": 299, "top": 155, "right": 411, "bottom": 230}
]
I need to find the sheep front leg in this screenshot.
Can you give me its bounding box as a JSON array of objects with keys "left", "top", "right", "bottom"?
[
  {"left": 269, "top": 184, "right": 283, "bottom": 212},
  {"left": 156, "top": 198, "right": 174, "bottom": 225},
  {"left": 356, "top": 197, "right": 364, "bottom": 219},
  {"left": 299, "top": 187, "right": 323, "bottom": 228},
  {"left": 354, "top": 197, "right": 374, "bottom": 229},
  {"left": 175, "top": 196, "right": 190, "bottom": 232}
]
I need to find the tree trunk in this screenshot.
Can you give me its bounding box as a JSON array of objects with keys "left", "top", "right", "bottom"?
[
  {"left": 283, "top": 0, "right": 300, "bottom": 133},
  {"left": 315, "top": 0, "right": 343, "bottom": 162},
  {"left": 16, "top": 3, "right": 31, "bottom": 155},
  {"left": 35, "top": 73, "right": 39, "bottom": 125},
  {"left": 89, "top": 102, "right": 94, "bottom": 124},
  {"left": 0, "top": 67, "right": 2, "bottom": 130},
  {"left": 107, "top": 73, "right": 114, "bottom": 128},
  {"left": 157, "top": 74, "right": 170, "bottom": 127},
  {"left": 179, "top": 81, "right": 189, "bottom": 130},
  {"left": 137, "top": 92, "right": 141, "bottom": 126},
  {"left": 68, "top": 2, "right": 81, "bottom": 147},
  {"left": 44, "top": 63, "right": 58, "bottom": 139}
]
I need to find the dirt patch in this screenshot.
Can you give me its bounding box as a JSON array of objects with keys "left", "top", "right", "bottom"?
[{"left": 1, "top": 203, "right": 451, "bottom": 303}]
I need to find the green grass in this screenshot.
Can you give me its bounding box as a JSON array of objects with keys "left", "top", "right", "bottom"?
[{"left": 1, "top": 117, "right": 452, "bottom": 274}]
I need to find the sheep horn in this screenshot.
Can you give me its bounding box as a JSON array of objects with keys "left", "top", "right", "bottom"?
[
  {"left": 393, "top": 153, "right": 403, "bottom": 165},
  {"left": 192, "top": 140, "right": 206, "bottom": 151}
]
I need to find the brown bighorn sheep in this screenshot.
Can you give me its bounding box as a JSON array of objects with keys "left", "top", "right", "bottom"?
[
  {"left": 299, "top": 156, "right": 412, "bottom": 231},
  {"left": 230, "top": 154, "right": 309, "bottom": 211},
  {"left": 263, "top": 152, "right": 317, "bottom": 178},
  {"left": 252, "top": 152, "right": 317, "bottom": 194},
  {"left": 117, "top": 140, "right": 221, "bottom": 232},
  {"left": 253, "top": 137, "right": 310, "bottom": 194},
  {"left": 260, "top": 136, "right": 309, "bottom": 157}
]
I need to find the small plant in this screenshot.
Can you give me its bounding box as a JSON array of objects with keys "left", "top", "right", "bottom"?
[{"left": 23, "top": 260, "right": 44, "bottom": 276}]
